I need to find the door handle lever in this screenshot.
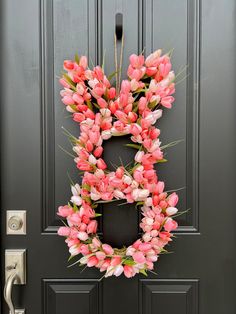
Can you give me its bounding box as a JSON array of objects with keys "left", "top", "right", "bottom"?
[
  {"left": 4, "top": 250, "right": 26, "bottom": 314},
  {"left": 4, "top": 270, "right": 18, "bottom": 314}
]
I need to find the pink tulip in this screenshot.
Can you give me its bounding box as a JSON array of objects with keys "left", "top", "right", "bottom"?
[
  {"left": 96, "top": 251, "right": 106, "bottom": 260},
  {"left": 164, "top": 218, "right": 178, "bottom": 232},
  {"left": 87, "top": 256, "right": 99, "bottom": 267},
  {"left": 97, "top": 158, "right": 107, "bottom": 170},
  {"left": 145, "top": 49, "right": 162, "bottom": 67},
  {"left": 133, "top": 169, "right": 144, "bottom": 183},
  {"left": 146, "top": 67, "right": 157, "bottom": 76},
  {"left": 143, "top": 232, "right": 152, "bottom": 242},
  {"left": 124, "top": 265, "right": 134, "bottom": 278},
  {"left": 80, "top": 244, "right": 90, "bottom": 255},
  {"left": 113, "top": 265, "right": 124, "bottom": 277},
  {"left": 73, "top": 113, "right": 85, "bottom": 122},
  {"left": 115, "top": 167, "right": 124, "bottom": 179},
  {"left": 132, "top": 188, "right": 150, "bottom": 201},
  {"left": 138, "top": 243, "right": 152, "bottom": 252},
  {"left": 59, "top": 78, "right": 71, "bottom": 88},
  {"left": 120, "top": 80, "right": 130, "bottom": 93},
  {"left": 145, "top": 110, "right": 162, "bottom": 125},
  {"left": 92, "top": 237, "right": 102, "bottom": 248},
  {"left": 168, "top": 193, "right": 179, "bottom": 207},
  {"left": 77, "top": 160, "right": 92, "bottom": 171},
  {"left": 93, "top": 146, "right": 103, "bottom": 157},
  {"left": 111, "top": 256, "right": 122, "bottom": 266},
  {"left": 70, "top": 195, "right": 82, "bottom": 206},
  {"left": 113, "top": 190, "right": 125, "bottom": 199},
  {"left": 126, "top": 246, "right": 136, "bottom": 256},
  {"left": 129, "top": 54, "right": 144, "bottom": 68},
  {"left": 62, "top": 95, "right": 74, "bottom": 106},
  {"left": 160, "top": 96, "right": 174, "bottom": 109},
  {"left": 72, "top": 93, "right": 84, "bottom": 105},
  {"left": 102, "top": 244, "right": 114, "bottom": 255},
  {"left": 152, "top": 149, "right": 163, "bottom": 160},
  {"left": 128, "top": 112, "right": 138, "bottom": 122},
  {"left": 79, "top": 56, "right": 88, "bottom": 69},
  {"left": 84, "top": 108, "right": 95, "bottom": 119},
  {"left": 77, "top": 231, "right": 89, "bottom": 241},
  {"left": 57, "top": 205, "right": 73, "bottom": 217},
  {"left": 85, "top": 141, "right": 93, "bottom": 152},
  {"left": 166, "top": 207, "right": 178, "bottom": 216},
  {"left": 133, "top": 251, "right": 146, "bottom": 264},
  {"left": 58, "top": 226, "right": 71, "bottom": 237},
  {"left": 87, "top": 220, "right": 98, "bottom": 234},
  {"left": 69, "top": 245, "right": 80, "bottom": 256},
  {"left": 156, "top": 181, "right": 164, "bottom": 194},
  {"left": 138, "top": 97, "right": 148, "bottom": 113},
  {"left": 130, "top": 123, "right": 142, "bottom": 136},
  {"left": 127, "top": 66, "right": 145, "bottom": 81},
  {"left": 98, "top": 98, "right": 108, "bottom": 108},
  {"left": 135, "top": 151, "right": 145, "bottom": 163},
  {"left": 159, "top": 62, "right": 171, "bottom": 77},
  {"left": 108, "top": 87, "right": 116, "bottom": 99},
  {"left": 99, "top": 257, "right": 110, "bottom": 270},
  {"left": 63, "top": 60, "right": 74, "bottom": 70}
]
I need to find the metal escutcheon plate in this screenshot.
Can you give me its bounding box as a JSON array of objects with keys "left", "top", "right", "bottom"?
[
  {"left": 5, "top": 249, "right": 26, "bottom": 284},
  {"left": 6, "top": 210, "right": 26, "bottom": 235}
]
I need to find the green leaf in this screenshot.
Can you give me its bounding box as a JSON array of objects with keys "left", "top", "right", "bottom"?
[
  {"left": 86, "top": 100, "right": 93, "bottom": 111},
  {"left": 130, "top": 163, "right": 142, "bottom": 173},
  {"left": 139, "top": 269, "right": 148, "bottom": 276},
  {"left": 160, "top": 139, "right": 184, "bottom": 150},
  {"left": 58, "top": 145, "right": 76, "bottom": 158},
  {"left": 92, "top": 102, "right": 100, "bottom": 109},
  {"left": 148, "top": 269, "right": 158, "bottom": 275},
  {"left": 123, "top": 259, "right": 136, "bottom": 266},
  {"left": 108, "top": 70, "right": 120, "bottom": 81},
  {"left": 156, "top": 158, "right": 168, "bottom": 163},
  {"left": 73, "top": 203, "right": 79, "bottom": 212},
  {"left": 69, "top": 104, "right": 77, "bottom": 111},
  {"left": 61, "top": 126, "right": 78, "bottom": 142},
  {"left": 75, "top": 53, "right": 80, "bottom": 64},
  {"left": 95, "top": 199, "right": 120, "bottom": 204},
  {"left": 63, "top": 73, "right": 76, "bottom": 90},
  {"left": 82, "top": 196, "right": 91, "bottom": 203},
  {"left": 68, "top": 255, "right": 75, "bottom": 262},
  {"left": 95, "top": 213, "right": 102, "bottom": 217},
  {"left": 171, "top": 208, "right": 190, "bottom": 219},
  {"left": 102, "top": 49, "right": 106, "bottom": 70},
  {"left": 67, "top": 172, "right": 75, "bottom": 186},
  {"left": 125, "top": 143, "right": 142, "bottom": 150},
  {"left": 135, "top": 201, "right": 144, "bottom": 208},
  {"left": 60, "top": 219, "right": 68, "bottom": 227},
  {"left": 132, "top": 101, "right": 139, "bottom": 113},
  {"left": 82, "top": 184, "right": 91, "bottom": 191},
  {"left": 149, "top": 100, "right": 158, "bottom": 109}
]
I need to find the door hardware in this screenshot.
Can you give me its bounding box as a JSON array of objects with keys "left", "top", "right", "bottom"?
[
  {"left": 6, "top": 210, "right": 26, "bottom": 235},
  {"left": 4, "top": 249, "right": 26, "bottom": 314},
  {"left": 115, "top": 13, "right": 123, "bottom": 40}
]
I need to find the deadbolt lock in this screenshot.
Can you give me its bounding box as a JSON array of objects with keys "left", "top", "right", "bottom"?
[
  {"left": 8, "top": 216, "right": 23, "bottom": 231},
  {"left": 6, "top": 210, "right": 26, "bottom": 235}
]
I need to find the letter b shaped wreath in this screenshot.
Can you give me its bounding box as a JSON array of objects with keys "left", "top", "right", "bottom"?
[{"left": 57, "top": 47, "right": 180, "bottom": 278}]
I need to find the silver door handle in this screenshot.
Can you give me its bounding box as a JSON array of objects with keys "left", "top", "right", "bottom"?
[
  {"left": 4, "top": 270, "right": 18, "bottom": 314},
  {"left": 4, "top": 250, "right": 26, "bottom": 314}
]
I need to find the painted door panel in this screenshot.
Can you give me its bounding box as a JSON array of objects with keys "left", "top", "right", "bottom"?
[{"left": 1, "top": 0, "right": 236, "bottom": 313}]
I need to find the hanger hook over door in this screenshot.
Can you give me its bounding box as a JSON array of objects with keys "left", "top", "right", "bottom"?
[{"left": 115, "top": 13, "right": 123, "bottom": 40}]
